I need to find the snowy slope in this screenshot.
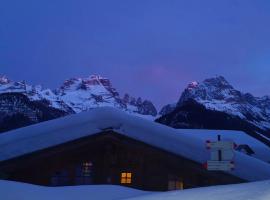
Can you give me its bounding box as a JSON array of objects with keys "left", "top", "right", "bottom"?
[
  {"left": 0, "top": 180, "right": 151, "bottom": 200},
  {"left": 127, "top": 180, "right": 270, "bottom": 200},
  {"left": 177, "top": 76, "right": 270, "bottom": 131},
  {"left": 176, "top": 129, "right": 270, "bottom": 163},
  {"left": 2, "top": 180, "right": 270, "bottom": 200},
  {"left": 1, "top": 107, "right": 270, "bottom": 181}
]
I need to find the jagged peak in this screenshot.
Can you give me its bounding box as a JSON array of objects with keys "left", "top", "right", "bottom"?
[
  {"left": 83, "top": 75, "right": 111, "bottom": 87},
  {"left": 261, "top": 95, "right": 270, "bottom": 100},
  {"left": 187, "top": 81, "right": 199, "bottom": 90},
  {"left": 87, "top": 74, "right": 108, "bottom": 80},
  {"left": 203, "top": 75, "right": 233, "bottom": 88},
  {"left": 185, "top": 76, "right": 232, "bottom": 92},
  {"left": 0, "top": 75, "right": 11, "bottom": 84},
  {"left": 61, "top": 75, "right": 112, "bottom": 90}
]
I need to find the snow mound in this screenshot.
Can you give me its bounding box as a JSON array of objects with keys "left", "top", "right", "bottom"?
[
  {"left": 0, "top": 180, "right": 151, "bottom": 200},
  {"left": 1, "top": 180, "right": 270, "bottom": 200},
  {"left": 127, "top": 180, "right": 270, "bottom": 200}
]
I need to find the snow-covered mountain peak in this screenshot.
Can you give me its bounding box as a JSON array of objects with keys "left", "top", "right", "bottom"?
[
  {"left": 60, "top": 75, "right": 113, "bottom": 92},
  {"left": 58, "top": 75, "right": 122, "bottom": 112},
  {"left": 0, "top": 75, "right": 10, "bottom": 84},
  {"left": 176, "top": 76, "right": 270, "bottom": 130},
  {"left": 187, "top": 81, "right": 199, "bottom": 90},
  {"left": 0, "top": 75, "right": 157, "bottom": 120},
  {"left": 203, "top": 76, "right": 233, "bottom": 89},
  {"left": 0, "top": 78, "right": 29, "bottom": 94},
  {"left": 87, "top": 74, "right": 109, "bottom": 82},
  {"left": 0, "top": 76, "right": 71, "bottom": 112},
  {"left": 179, "top": 76, "right": 236, "bottom": 104},
  {"left": 56, "top": 75, "right": 157, "bottom": 116},
  {"left": 260, "top": 95, "right": 270, "bottom": 102},
  {"left": 59, "top": 78, "right": 82, "bottom": 91}
]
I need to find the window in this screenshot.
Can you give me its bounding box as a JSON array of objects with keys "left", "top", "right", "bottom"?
[
  {"left": 168, "top": 175, "right": 184, "bottom": 190},
  {"left": 82, "top": 162, "right": 93, "bottom": 177},
  {"left": 168, "top": 180, "right": 184, "bottom": 190},
  {"left": 121, "top": 172, "right": 132, "bottom": 184},
  {"left": 75, "top": 161, "right": 93, "bottom": 185}
]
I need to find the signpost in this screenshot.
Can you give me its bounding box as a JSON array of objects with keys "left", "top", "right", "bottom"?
[
  {"left": 210, "top": 150, "right": 234, "bottom": 161},
  {"left": 207, "top": 141, "right": 234, "bottom": 150},
  {"left": 204, "top": 135, "right": 235, "bottom": 171},
  {"left": 206, "top": 161, "right": 235, "bottom": 171}
]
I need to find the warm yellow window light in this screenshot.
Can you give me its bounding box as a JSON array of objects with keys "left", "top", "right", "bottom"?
[
  {"left": 176, "top": 181, "right": 184, "bottom": 190},
  {"left": 168, "top": 178, "right": 184, "bottom": 190},
  {"left": 121, "top": 172, "right": 132, "bottom": 184}
]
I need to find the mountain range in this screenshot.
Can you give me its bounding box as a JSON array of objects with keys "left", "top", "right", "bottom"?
[
  {"left": 0, "top": 75, "right": 157, "bottom": 132},
  {"left": 157, "top": 76, "right": 270, "bottom": 146},
  {"left": 0, "top": 74, "right": 270, "bottom": 146}
]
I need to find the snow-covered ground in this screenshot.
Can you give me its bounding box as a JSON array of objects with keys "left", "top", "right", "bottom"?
[
  {"left": 128, "top": 180, "right": 270, "bottom": 200},
  {"left": 0, "top": 180, "right": 152, "bottom": 200},
  {"left": 1, "top": 180, "right": 270, "bottom": 200}
]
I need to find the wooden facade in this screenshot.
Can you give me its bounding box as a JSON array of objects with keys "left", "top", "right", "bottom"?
[{"left": 0, "top": 131, "right": 245, "bottom": 191}]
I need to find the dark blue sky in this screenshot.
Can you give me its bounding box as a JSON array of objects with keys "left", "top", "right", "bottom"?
[{"left": 1, "top": 0, "right": 270, "bottom": 108}]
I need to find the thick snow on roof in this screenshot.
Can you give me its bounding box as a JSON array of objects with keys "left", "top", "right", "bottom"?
[{"left": 0, "top": 107, "right": 270, "bottom": 181}]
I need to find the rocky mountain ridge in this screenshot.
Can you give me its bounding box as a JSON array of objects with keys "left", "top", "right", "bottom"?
[
  {"left": 0, "top": 75, "right": 157, "bottom": 132},
  {"left": 158, "top": 76, "right": 270, "bottom": 145}
]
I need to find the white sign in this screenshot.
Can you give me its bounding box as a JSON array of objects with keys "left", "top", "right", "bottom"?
[
  {"left": 208, "top": 141, "right": 234, "bottom": 150},
  {"left": 207, "top": 161, "right": 234, "bottom": 171},
  {"left": 211, "top": 150, "right": 234, "bottom": 161}
]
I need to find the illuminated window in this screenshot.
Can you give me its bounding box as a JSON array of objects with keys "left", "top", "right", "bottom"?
[
  {"left": 168, "top": 175, "right": 184, "bottom": 190},
  {"left": 168, "top": 180, "right": 184, "bottom": 190},
  {"left": 121, "top": 172, "right": 132, "bottom": 184}
]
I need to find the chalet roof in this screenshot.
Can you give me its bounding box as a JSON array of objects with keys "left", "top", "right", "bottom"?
[{"left": 0, "top": 107, "right": 270, "bottom": 181}]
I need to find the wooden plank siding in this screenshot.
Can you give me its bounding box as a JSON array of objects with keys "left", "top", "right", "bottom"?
[{"left": 0, "top": 131, "right": 245, "bottom": 191}]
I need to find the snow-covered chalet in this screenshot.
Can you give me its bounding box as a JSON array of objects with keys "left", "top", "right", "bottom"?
[{"left": 0, "top": 107, "right": 270, "bottom": 191}]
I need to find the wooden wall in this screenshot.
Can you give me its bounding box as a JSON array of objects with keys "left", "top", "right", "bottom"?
[{"left": 0, "top": 131, "right": 245, "bottom": 191}]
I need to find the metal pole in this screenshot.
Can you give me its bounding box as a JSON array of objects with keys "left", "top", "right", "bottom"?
[{"left": 218, "top": 135, "right": 222, "bottom": 161}]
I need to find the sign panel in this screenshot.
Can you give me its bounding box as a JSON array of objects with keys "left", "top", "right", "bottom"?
[
  {"left": 205, "top": 135, "right": 235, "bottom": 171},
  {"left": 208, "top": 141, "right": 234, "bottom": 150},
  {"left": 207, "top": 161, "right": 234, "bottom": 171},
  {"left": 210, "top": 150, "right": 234, "bottom": 161}
]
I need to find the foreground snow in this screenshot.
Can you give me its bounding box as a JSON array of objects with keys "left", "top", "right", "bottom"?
[
  {"left": 129, "top": 180, "right": 270, "bottom": 200},
  {"left": 2, "top": 180, "right": 270, "bottom": 200},
  {"left": 0, "top": 180, "right": 152, "bottom": 200}
]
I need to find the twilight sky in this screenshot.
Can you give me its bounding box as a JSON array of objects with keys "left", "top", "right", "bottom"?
[{"left": 1, "top": 0, "right": 270, "bottom": 108}]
